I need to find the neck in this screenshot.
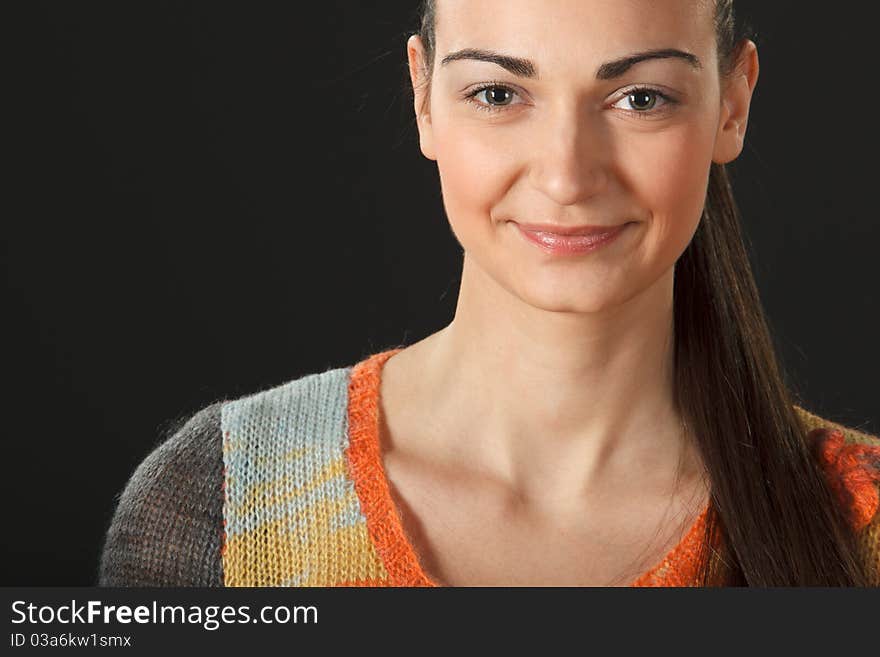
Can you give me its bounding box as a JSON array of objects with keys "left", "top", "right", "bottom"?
[{"left": 413, "top": 254, "right": 700, "bottom": 511}]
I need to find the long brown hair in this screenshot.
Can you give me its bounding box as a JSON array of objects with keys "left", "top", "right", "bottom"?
[{"left": 407, "top": 0, "right": 870, "bottom": 585}]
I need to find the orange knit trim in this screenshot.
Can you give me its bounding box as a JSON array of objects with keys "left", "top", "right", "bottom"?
[
  {"left": 630, "top": 503, "right": 715, "bottom": 587},
  {"left": 344, "top": 348, "right": 714, "bottom": 587},
  {"left": 345, "top": 348, "right": 438, "bottom": 586}
]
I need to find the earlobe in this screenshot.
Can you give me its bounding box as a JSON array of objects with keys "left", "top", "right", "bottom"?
[
  {"left": 712, "top": 40, "right": 760, "bottom": 165},
  {"left": 416, "top": 103, "right": 437, "bottom": 162},
  {"left": 407, "top": 34, "right": 437, "bottom": 161}
]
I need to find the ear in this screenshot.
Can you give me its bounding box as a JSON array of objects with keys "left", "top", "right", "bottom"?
[
  {"left": 407, "top": 34, "right": 437, "bottom": 161},
  {"left": 712, "top": 39, "right": 760, "bottom": 164}
]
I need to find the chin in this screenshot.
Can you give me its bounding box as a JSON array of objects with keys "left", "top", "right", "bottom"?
[{"left": 513, "top": 282, "right": 629, "bottom": 315}]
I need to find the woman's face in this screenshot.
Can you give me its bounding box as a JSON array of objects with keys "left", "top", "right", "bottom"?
[{"left": 409, "top": 0, "right": 757, "bottom": 313}]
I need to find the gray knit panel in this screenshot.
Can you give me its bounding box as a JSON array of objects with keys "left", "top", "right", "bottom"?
[{"left": 97, "top": 400, "right": 225, "bottom": 587}]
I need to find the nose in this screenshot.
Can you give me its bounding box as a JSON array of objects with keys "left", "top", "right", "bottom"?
[{"left": 528, "top": 104, "right": 609, "bottom": 206}]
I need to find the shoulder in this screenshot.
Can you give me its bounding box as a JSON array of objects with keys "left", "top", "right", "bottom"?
[
  {"left": 793, "top": 406, "right": 880, "bottom": 584},
  {"left": 794, "top": 405, "right": 880, "bottom": 474},
  {"left": 793, "top": 405, "right": 880, "bottom": 528},
  {"left": 794, "top": 405, "right": 880, "bottom": 448},
  {"left": 99, "top": 357, "right": 376, "bottom": 587},
  {"left": 793, "top": 404, "right": 880, "bottom": 530},
  {"left": 98, "top": 400, "right": 226, "bottom": 586}
]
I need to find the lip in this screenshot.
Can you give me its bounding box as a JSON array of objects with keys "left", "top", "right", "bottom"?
[
  {"left": 513, "top": 222, "right": 627, "bottom": 236},
  {"left": 513, "top": 221, "right": 632, "bottom": 256}
]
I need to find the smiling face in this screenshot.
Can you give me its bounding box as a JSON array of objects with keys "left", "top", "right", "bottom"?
[{"left": 408, "top": 0, "right": 756, "bottom": 314}]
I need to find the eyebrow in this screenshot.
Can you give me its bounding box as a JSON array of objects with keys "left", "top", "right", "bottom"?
[{"left": 439, "top": 47, "right": 702, "bottom": 80}]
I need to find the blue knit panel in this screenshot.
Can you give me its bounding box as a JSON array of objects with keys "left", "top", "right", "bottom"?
[{"left": 221, "top": 365, "right": 364, "bottom": 537}]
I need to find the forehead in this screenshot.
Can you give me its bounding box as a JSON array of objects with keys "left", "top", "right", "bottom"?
[{"left": 434, "top": 0, "right": 717, "bottom": 73}]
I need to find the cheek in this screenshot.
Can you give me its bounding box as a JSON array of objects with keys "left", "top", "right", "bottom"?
[
  {"left": 623, "top": 123, "right": 715, "bottom": 259},
  {"left": 432, "top": 117, "right": 516, "bottom": 240}
]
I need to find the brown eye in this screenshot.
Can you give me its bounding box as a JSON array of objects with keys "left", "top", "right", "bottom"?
[
  {"left": 610, "top": 86, "right": 677, "bottom": 119},
  {"left": 464, "top": 83, "right": 523, "bottom": 114},
  {"left": 479, "top": 86, "right": 514, "bottom": 106},
  {"left": 627, "top": 90, "right": 657, "bottom": 111}
]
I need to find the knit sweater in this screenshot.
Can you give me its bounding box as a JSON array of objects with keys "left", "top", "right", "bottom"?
[{"left": 98, "top": 348, "right": 880, "bottom": 586}]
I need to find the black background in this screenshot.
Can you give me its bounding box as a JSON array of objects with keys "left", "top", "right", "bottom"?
[{"left": 4, "top": 2, "right": 877, "bottom": 585}]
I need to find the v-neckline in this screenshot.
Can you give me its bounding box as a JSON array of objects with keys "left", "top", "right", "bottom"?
[{"left": 345, "top": 347, "right": 716, "bottom": 587}]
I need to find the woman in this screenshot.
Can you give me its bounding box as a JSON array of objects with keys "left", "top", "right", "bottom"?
[{"left": 99, "top": 0, "right": 880, "bottom": 587}]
